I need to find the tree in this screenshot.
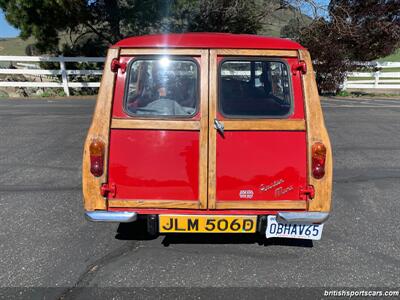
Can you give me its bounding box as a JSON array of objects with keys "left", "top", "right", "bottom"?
[
  {"left": 328, "top": 0, "right": 400, "bottom": 61},
  {"left": 0, "top": 0, "right": 165, "bottom": 55},
  {"left": 0, "top": 0, "right": 291, "bottom": 55},
  {"left": 282, "top": 0, "right": 400, "bottom": 93},
  {"left": 185, "top": 0, "right": 281, "bottom": 34}
]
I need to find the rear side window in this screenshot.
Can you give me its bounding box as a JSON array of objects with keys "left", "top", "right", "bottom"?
[
  {"left": 219, "top": 60, "right": 292, "bottom": 117},
  {"left": 125, "top": 58, "right": 198, "bottom": 117}
]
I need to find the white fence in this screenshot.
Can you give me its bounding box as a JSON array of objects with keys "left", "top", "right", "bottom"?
[
  {"left": 344, "top": 62, "right": 400, "bottom": 90},
  {"left": 1, "top": 56, "right": 400, "bottom": 96},
  {"left": 0, "top": 56, "right": 104, "bottom": 96}
]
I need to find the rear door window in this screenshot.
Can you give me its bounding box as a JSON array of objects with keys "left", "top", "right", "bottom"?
[
  {"left": 125, "top": 57, "right": 198, "bottom": 117},
  {"left": 219, "top": 60, "right": 292, "bottom": 117}
]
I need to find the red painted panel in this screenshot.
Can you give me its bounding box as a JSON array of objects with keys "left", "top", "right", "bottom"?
[
  {"left": 113, "top": 33, "right": 304, "bottom": 50},
  {"left": 216, "top": 131, "right": 307, "bottom": 201},
  {"left": 108, "top": 130, "right": 199, "bottom": 200}
]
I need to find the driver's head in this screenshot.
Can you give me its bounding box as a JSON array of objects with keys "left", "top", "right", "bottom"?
[{"left": 158, "top": 86, "right": 167, "bottom": 98}]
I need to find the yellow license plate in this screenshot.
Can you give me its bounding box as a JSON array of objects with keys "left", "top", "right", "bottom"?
[{"left": 159, "top": 215, "right": 257, "bottom": 233}]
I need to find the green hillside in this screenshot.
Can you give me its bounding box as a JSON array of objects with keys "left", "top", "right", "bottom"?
[
  {"left": 259, "top": 4, "right": 311, "bottom": 36},
  {"left": 0, "top": 37, "right": 34, "bottom": 56}
]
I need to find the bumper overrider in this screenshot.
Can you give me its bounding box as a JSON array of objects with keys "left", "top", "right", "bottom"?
[
  {"left": 84, "top": 211, "right": 329, "bottom": 224},
  {"left": 85, "top": 211, "right": 137, "bottom": 223},
  {"left": 276, "top": 212, "right": 329, "bottom": 224}
]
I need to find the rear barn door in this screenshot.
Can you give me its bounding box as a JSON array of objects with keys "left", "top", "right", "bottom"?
[
  {"left": 106, "top": 49, "right": 209, "bottom": 210},
  {"left": 208, "top": 49, "right": 308, "bottom": 210}
]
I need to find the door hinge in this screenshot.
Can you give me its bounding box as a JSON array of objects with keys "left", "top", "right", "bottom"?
[
  {"left": 299, "top": 185, "right": 315, "bottom": 200},
  {"left": 100, "top": 183, "right": 116, "bottom": 198},
  {"left": 110, "top": 58, "right": 127, "bottom": 74},
  {"left": 291, "top": 60, "right": 307, "bottom": 75}
]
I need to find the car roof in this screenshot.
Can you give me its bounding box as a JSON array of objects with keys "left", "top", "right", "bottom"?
[{"left": 113, "top": 33, "right": 304, "bottom": 50}]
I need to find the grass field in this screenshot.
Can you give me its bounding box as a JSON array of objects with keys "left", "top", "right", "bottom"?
[{"left": 378, "top": 49, "right": 400, "bottom": 62}]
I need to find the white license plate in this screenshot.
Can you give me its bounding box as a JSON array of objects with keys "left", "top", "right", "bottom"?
[{"left": 265, "top": 215, "right": 324, "bottom": 240}]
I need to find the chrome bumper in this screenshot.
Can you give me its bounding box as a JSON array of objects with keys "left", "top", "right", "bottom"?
[
  {"left": 277, "top": 212, "right": 329, "bottom": 224},
  {"left": 85, "top": 211, "right": 137, "bottom": 223}
]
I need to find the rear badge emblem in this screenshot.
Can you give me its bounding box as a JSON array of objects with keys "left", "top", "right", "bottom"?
[
  {"left": 239, "top": 190, "right": 254, "bottom": 199},
  {"left": 260, "top": 179, "right": 284, "bottom": 192},
  {"left": 275, "top": 185, "right": 294, "bottom": 197}
]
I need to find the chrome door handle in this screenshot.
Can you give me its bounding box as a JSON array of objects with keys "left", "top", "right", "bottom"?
[{"left": 214, "top": 118, "right": 224, "bottom": 136}]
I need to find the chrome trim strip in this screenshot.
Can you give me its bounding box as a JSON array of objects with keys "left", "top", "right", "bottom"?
[
  {"left": 276, "top": 212, "right": 329, "bottom": 224},
  {"left": 85, "top": 211, "right": 137, "bottom": 223}
]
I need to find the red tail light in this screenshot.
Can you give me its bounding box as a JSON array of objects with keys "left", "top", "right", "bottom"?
[
  {"left": 312, "top": 142, "right": 326, "bottom": 179},
  {"left": 89, "top": 139, "right": 105, "bottom": 177}
]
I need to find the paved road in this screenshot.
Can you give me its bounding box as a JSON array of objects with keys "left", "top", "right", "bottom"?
[{"left": 0, "top": 98, "right": 399, "bottom": 297}]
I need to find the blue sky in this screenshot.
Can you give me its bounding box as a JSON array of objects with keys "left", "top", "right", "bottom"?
[{"left": 0, "top": 10, "right": 20, "bottom": 38}]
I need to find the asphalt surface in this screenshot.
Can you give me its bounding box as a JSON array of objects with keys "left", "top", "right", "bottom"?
[{"left": 0, "top": 98, "right": 399, "bottom": 297}]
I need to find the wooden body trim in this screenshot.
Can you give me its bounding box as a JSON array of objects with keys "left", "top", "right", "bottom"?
[
  {"left": 299, "top": 50, "right": 333, "bottom": 212},
  {"left": 215, "top": 200, "right": 306, "bottom": 210},
  {"left": 109, "top": 199, "right": 306, "bottom": 210},
  {"left": 82, "top": 48, "right": 119, "bottom": 211},
  {"left": 111, "top": 119, "right": 200, "bottom": 130},
  {"left": 208, "top": 50, "right": 218, "bottom": 209},
  {"left": 222, "top": 119, "right": 305, "bottom": 131},
  {"left": 214, "top": 49, "right": 298, "bottom": 57},
  {"left": 108, "top": 199, "right": 200, "bottom": 209},
  {"left": 120, "top": 48, "right": 206, "bottom": 56},
  {"left": 198, "top": 50, "right": 209, "bottom": 209}
]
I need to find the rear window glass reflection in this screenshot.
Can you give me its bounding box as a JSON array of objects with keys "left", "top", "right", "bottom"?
[
  {"left": 125, "top": 58, "right": 198, "bottom": 117},
  {"left": 219, "top": 60, "right": 292, "bottom": 117}
]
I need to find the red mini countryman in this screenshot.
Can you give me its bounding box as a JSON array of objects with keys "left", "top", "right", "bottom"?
[{"left": 82, "top": 33, "right": 332, "bottom": 240}]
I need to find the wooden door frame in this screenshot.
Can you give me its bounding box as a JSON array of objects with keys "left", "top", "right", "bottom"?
[
  {"left": 207, "top": 49, "right": 307, "bottom": 210},
  {"left": 107, "top": 48, "right": 209, "bottom": 209},
  {"left": 83, "top": 48, "right": 119, "bottom": 211}
]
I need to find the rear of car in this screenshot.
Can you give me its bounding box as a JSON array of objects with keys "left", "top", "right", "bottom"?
[{"left": 82, "top": 33, "right": 332, "bottom": 241}]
